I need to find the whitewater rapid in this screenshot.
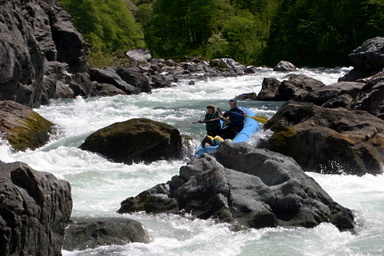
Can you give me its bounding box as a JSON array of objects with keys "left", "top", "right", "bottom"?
[{"left": 1, "top": 67, "right": 384, "bottom": 256}]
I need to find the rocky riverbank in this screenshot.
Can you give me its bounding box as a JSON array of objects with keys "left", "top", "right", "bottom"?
[{"left": 1, "top": 0, "right": 384, "bottom": 253}]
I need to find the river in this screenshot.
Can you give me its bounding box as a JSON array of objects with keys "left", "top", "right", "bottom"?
[{"left": 1, "top": 67, "right": 383, "bottom": 256}]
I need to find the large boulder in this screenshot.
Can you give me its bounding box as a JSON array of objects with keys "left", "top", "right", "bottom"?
[
  {"left": 340, "top": 37, "right": 384, "bottom": 81},
  {"left": 256, "top": 77, "right": 281, "bottom": 100},
  {"left": 256, "top": 74, "right": 325, "bottom": 101},
  {"left": 90, "top": 66, "right": 151, "bottom": 95},
  {"left": 63, "top": 217, "right": 149, "bottom": 251},
  {"left": 0, "top": 0, "right": 91, "bottom": 107},
  {"left": 263, "top": 101, "right": 384, "bottom": 175},
  {"left": 0, "top": 100, "right": 54, "bottom": 151},
  {"left": 0, "top": 161, "right": 72, "bottom": 256},
  {"left": 118, "top": 143, "right": 354, "bottom": 232},
  {"left": 294, "top": 81, "right": 366, "bottom": 107},
  {"left": 79, "top": 118, "right": 184, "bottom": 164}
]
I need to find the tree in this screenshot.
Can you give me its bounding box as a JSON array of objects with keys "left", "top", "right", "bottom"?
[
  {"left": 145, "top": 0, "right": 232, "bottom": 58},
  {"left": 263, "top": 0, "right": 384, "bottom": 67},
  {"left": 59, "top": 0, "right": 145, "bottom": 53}
]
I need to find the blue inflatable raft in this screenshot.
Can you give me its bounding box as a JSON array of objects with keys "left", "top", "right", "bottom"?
[{"left": 194, "top": 107, "right": 260, "bottom": 158}]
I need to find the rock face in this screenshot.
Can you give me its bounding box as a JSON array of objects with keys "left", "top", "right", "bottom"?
[
  {"left": 0, "top": 100, "right": 54, "bottom": 151},
  {"left": 118, "top": 143, "right": 355, "bottom": 232},
  {"left": 0, "top": 160, "right": 72, "bottom": 256},
  {"left": 63, "top": 217, "right": 149, "bottom": 251},
  {"left": 79, "top": 118, "right": 184, "bottom": 164},
  {"left": 340, "top": 37, "right": 384, "bottom": 81},
  {"left": 0, "top": 0, "right": 91, "bottom": 107},
  {"left": 263, "top": 101, "right": 384, "bottom": 175}
]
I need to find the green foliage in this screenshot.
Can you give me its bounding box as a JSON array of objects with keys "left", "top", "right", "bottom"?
[
  {"left": 58, "top": 0, "right": 145, "bottom": 53},
  {"left": 263, "top": 0, "right": 384, "bottom": 67},
  {"left": 144, "top": 0, "right": 233, "bottom": 58},
  {"left": 221, "top": 12, "right": 266, "bottom": 63},
  {"left": 60, "top": 0, "right": 384, "bottom": 67}
]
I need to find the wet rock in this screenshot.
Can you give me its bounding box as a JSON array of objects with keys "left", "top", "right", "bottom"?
[
  {"left": 0, "top": 160, "right": 72, "bottom": 256},
  {"left": 63, "top": 217, "right": 149, "bottom": 251},
  {"left": 263, "top": 101, "right": 384, "bottom": 175},
  {"left": 235, "top": 92, "right": 257, "bottom": 100},
  {"left": 294, "top": 81, "right": 365, "bottom": 106},
  {"left": 256, "top": 77, "right": 281, "bottom": 100},
  {"left": 79, "top": 118, "right": 184, "bottom": 164},
  {"left": 256, "top": 74, "right": 325, "bottom": 101},
  {"left": 89, "top": 82, "right": 127, "bottom": 97},
  {"left": 0, "top": 100, "right": 54, "bottom": 151},
  {"left": 118, "top": 143, "right": 355, "bottom": 232},
  {"left": 89, "top": 66, "right": 151, "bottom": 95}
]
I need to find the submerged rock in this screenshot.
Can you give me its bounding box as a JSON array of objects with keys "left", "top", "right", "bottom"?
[
  {"left": 0, "top": 161, "right": 72, "bottom": 256},
  {"left": 0, "top": 100, "right": 54, "bottom": 151},
  {"left": 79, "top": 118, "right": 184, "bottom": 164},
  {"left": 118, "top": 143, "right": 355, "bottom": 232}
]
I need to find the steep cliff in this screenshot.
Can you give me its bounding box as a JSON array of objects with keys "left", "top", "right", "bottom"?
[{"left": 0, "top": 0, "right": 91, "bottom": 107}]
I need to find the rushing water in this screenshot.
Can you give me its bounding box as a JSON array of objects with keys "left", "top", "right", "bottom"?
[{"left": 1, "top": 67, "right": 384, "bottom": 256}]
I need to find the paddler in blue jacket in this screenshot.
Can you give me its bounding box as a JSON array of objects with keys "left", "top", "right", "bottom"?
[{"left": 218, "top": 98, "right": 246, "bottom": 140}]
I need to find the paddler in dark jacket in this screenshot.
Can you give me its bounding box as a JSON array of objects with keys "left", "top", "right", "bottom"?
[
  {"left": 200, "top": 104, "right": 222, "bottom": 136},
  {"left": 217, "top": 98, "right": 246, "bottom": 139}
]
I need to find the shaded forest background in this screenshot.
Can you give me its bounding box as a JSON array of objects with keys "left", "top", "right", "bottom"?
[{"left": 58, "top": 0, "right": 384, "bottom": 68}]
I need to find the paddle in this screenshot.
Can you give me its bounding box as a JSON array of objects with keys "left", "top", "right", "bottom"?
[
  {"left": 221, "top": 110, "right": 269, "bottom": 124},
  {"left": 175, "top": 118, "right": 222, "bottom": 128},
  {"left": 247, "top": 115, "right": 269, "bottom": 124}
]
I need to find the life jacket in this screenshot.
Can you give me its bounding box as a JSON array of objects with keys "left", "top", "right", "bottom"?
[
  {"left": 204, "top": 111, "right": 221, "bottom": 132},
  {"left": 224, "top": 107, "right": 245, "bottom": 126}
]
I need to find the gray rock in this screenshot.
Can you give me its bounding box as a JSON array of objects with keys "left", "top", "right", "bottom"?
[
  {"left": 118, "top": 143, "right": 355, "bottom": 232},
  {"left": 348, "top": 76, "right": 384, "bottom": 119},
  {"left": 79, "top": 118, "right": 184, "bottom": 164},
  {"left": 63, "top": 217, "right": 149, "bottom": 251},
  {"left": 294, "top": 81, "right": 365, "bottom": 106},
  {"left": 273, "top": 60, "right": 297, "bottom": 71},
  {"left": 256, "top": 77, "right": 281, "bottom": 100},
  {"left": 256, "top": 74, "right": 325, "bottom": 101},
  {"left": 0, "top": 0, "right": 91, "bottom": 107},
  {"left": 0, "top": 161, "right": 72, "bottom": 256},
  {"left": 264, "top": 101, "right": 384, "bottom": 175},
  {"left": 340, "top": 37, "right": 384, "bottom": 81}
]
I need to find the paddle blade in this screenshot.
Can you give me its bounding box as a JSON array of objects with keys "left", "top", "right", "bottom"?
[
  {"left": 175, "top": 120, "right": 192, "bottom": 128},
  {"left": 248, "top": 115, "right": 268, "bottom": 124}
]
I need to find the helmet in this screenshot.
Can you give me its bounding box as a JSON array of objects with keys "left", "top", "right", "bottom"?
[
  {"left": 229, "top": 98, "right": 237, "bottom": 103},
  {"left": 206, "top": 104, "right": 215, "bottom": 109}
]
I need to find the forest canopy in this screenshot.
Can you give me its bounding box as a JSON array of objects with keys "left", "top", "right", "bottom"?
[{"left": 58, "top": 0, "right": 384, "bottom": 68}]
